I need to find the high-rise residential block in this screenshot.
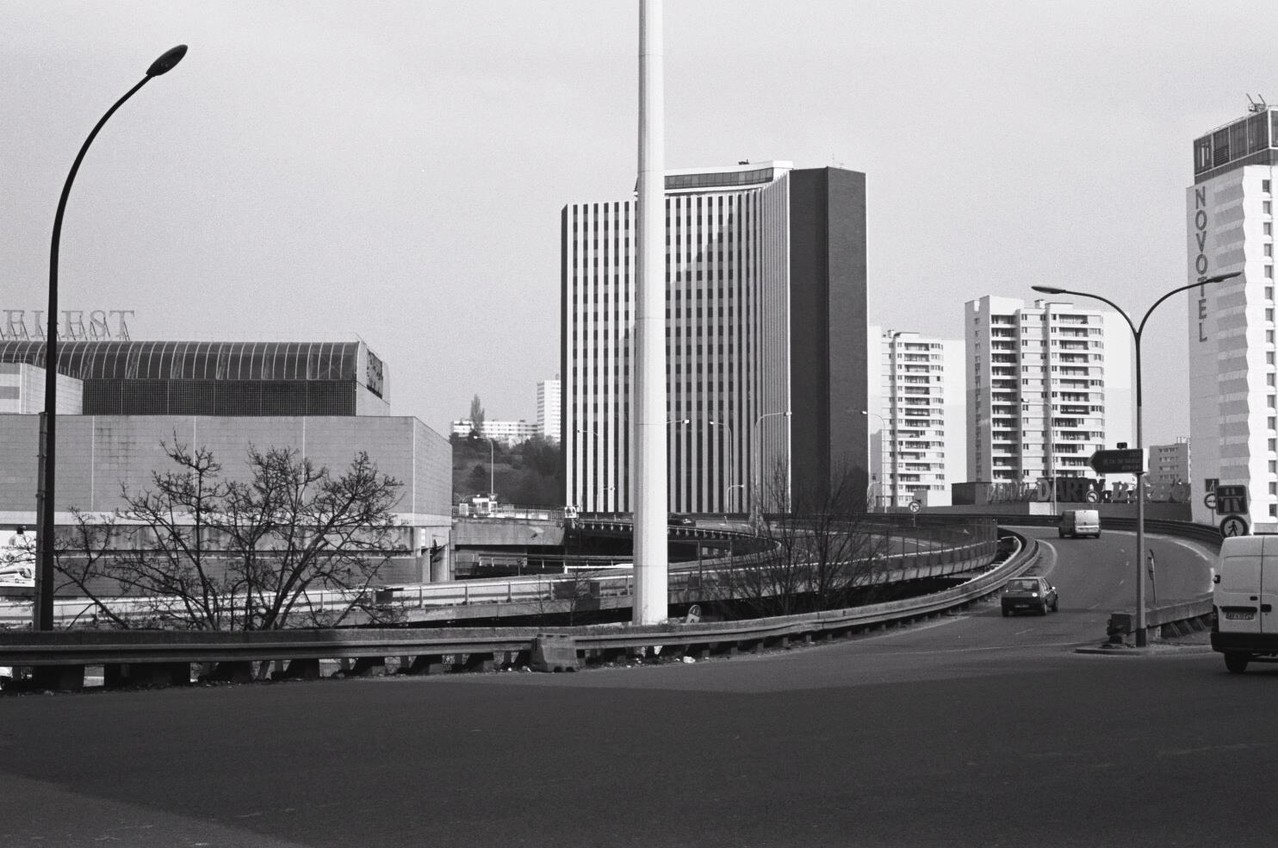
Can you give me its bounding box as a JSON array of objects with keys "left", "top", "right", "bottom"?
[
  {"left": 561, "top": 161, "right": 867, "bottom": 513},
  {"left": 866, "top": 327, "right": 965, "bottom": 508},
  {"left": 965, "top": 296, "right": 1134, "bottom": 488}
]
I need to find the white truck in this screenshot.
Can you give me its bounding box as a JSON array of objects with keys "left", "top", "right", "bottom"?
[{"left": 1211, "top": 535, "right": 1278, "bottom": 673}]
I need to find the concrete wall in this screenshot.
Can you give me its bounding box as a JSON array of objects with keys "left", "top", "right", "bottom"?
[
  {"left": 0, "top": 414, "right": 451, "bottom": 523},
  {"left": 0, "top": 363, "right": 82, "bottom": 414}
]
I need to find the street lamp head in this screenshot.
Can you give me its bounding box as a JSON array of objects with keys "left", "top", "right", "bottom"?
[
  {"left": 1202, "top": 271, "right": 1242, "bottom": 284},
  {"left": 1031, "top": 285, "right": 1067, "bottom": 295},
  {"left": 146, "top": 45, "right": 188, "bottom": 77}
]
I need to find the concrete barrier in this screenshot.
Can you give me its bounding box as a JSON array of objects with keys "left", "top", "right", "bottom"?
[{"left": 531, "top": 634, "right": 578, "bottom": 673}]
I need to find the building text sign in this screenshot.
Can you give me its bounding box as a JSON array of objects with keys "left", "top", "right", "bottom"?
[{"left": 1, "top": 309, "right": 134, "bottom": 342}]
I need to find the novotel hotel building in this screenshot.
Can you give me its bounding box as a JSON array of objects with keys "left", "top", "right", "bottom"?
[
  {"left": 1188, "top": 106, "right": 1278, "bottom": 530},
  {"left": 561, "top": 161, "right": 868, "bottom": 515}
]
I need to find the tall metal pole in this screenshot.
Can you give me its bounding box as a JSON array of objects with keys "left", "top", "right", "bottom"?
[
  {"left": 1045, "top": 395, "right": 1057, "bottom": 515},
  {"left": 1032, "top": 271, "right": 1238, "bottom": 647},
  {"left": 633, "top": 0, "right": 667, "bottom": 625},
  {"left": 34, "top": 45, "right": 188, "bottom": 631}
]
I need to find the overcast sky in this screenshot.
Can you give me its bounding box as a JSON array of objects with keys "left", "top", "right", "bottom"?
[{"left": 4, "top": 1, "right": 1277, "bottom": 444}]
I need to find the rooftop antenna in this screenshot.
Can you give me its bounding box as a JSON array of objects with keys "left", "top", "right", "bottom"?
[{"left": 1247, "top": 94, "right": 1268, "bottom": 113}]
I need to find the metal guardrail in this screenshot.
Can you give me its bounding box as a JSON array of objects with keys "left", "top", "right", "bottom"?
[
  {"left": 0, "top": 525, "right": 997, "bottom": 626},
  {"left": 0, "top": 532, "right": 1036, "bottom": 686}
]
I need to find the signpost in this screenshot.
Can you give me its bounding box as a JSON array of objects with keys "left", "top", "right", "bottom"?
[{"left": 1088, "top": 449, "right": 1144, "bottom": 475}]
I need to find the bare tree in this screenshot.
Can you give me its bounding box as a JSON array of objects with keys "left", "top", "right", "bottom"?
[
  {"left": 711, "top": 461, "right": 891, "bottom": 617},
  {"left": 54, "top": 439, "right": 406, "bottom": 630}
]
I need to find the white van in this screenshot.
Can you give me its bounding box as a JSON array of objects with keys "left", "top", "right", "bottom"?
[
  {"left": 1211, "top": 535, "right": 1278, "bottom": 673},
  {"left": 1058, "top": 509, "right": 1100, "bottom": 539}
]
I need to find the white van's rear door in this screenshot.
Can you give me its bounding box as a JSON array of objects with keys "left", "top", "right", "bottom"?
[
  {"left": 1261, "top": 537, "right": 1278, "bottom": 635},
  {"left": 1216, "top": 536, "right": 1264, "bottom": 635}
]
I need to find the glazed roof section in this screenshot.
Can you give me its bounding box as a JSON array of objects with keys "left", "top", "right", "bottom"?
[
  {"left": 0, "top": 340, "right": 360, "bottom": 382},
  {"left": 1193, "top": 108, "right": 1278, "bottom": 183}
]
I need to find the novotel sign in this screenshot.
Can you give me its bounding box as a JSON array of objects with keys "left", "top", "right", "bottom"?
[
  {"left": 1192, "top": 185, "right": 1211, "bottom": 343},
  {"left": 1, "top": 309, "right": 134, "bottom": 342}
]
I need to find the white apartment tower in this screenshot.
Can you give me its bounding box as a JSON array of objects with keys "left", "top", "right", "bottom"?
[
  {"left": 966, "top": 296, "right": 1134, "bottom": 487},
  {"left": 867, "top": 327, "right": 965, "bottom": 508},
  {"left": 1187, "top": 105, "right": 1278, "bottom": 528},
  {"left": 537, "top": 378, "right": 561, "bottom": 442}
]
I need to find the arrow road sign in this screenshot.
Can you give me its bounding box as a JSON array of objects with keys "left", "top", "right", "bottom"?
[
  {"left": 1215, "top": 485, "right": 1248, "bottom": 516},
  {"left": 1089, "top": 448, "right": 1144, "bottom": 475},
  {"left": 1220, "top": 514, "right": 1250, "bottom": 538}
]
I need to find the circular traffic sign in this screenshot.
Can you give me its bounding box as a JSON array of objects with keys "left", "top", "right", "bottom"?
[
  {"left": 1220, "top": 514, "right": 1249, "bottom": 538},
  {"left": 908, "top": 500, "right": 922, "bottom": 514},
  {"left": 1085, "top": 491, "right": 1099, "bottom": 503},
  {"left": 1204, "top": 492, "right": 1217, "bottom": 510}
]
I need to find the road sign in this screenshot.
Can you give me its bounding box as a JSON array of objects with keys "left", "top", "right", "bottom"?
[
  {"left": 908, "top": 500, "right": 922, "bottom": 514},
  {"left": 1220, "top": 514, "right": 1250, "bottom": 538},
  {"left": 1215, "top": 485, "right": 1248, "bottom": 516},
  {"left": 1204, "top": 492, "right": 1217, "bottom": 510},
  {"left": 1088, "top": 448, "right": 1144, "bottom": 475}
]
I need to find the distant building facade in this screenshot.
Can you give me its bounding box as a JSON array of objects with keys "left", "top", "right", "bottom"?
[
  {"left": 450, "top": 419, "right": 539, "bottom": 447},
  {"left": 562, "top": 161, "right": 868, "bottom": 513},
  {"left": 537, "top": 378, "right": 561, "bottom": 442},
  {"left": 1149, "top": 438, "right": 1190, "bottom": 488}
]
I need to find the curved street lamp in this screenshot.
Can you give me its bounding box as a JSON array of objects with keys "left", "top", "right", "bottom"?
[
  {"left": 1031, "top": 271, "right": 1240, "bottom": 646},
  {"left": 35, "top": 45, "right": 189, "bottom": 632},
  {"left": 752, "top": 410, "right": 791, "bottom": 521},
  {"left": 707, "top": 419, "right": 737, "bottom": 513},
  {"left": 861, "top": 410, "right": 888, "bottom": 511}
]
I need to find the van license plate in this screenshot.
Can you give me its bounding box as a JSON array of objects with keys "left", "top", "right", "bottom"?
[{"left": 1224, "top": 610, "right": 1255, "bottom": 621}]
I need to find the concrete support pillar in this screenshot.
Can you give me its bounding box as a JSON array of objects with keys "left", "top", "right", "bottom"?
[
  {"left": 33, "top": 664, "right": 86, "bottom": 691},
  {"left": 350, "top": 657, "right": 386, "bottom": 677},
  {"left": 633, "top": 0, "right": 668, "bottom": 626},
  {"left": 280, "top": 659, "right": 321, "bottom": 680},
  {"left": 408, "top": 654, "right": 448, "bottom": 675}
]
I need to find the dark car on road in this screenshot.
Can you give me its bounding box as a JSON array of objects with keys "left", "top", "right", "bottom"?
[{"left": 1001, "top": 576, "right": 1059, "bottom": 616}]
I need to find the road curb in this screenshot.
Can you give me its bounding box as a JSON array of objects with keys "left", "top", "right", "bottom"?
[{"left": 1074, "top": 643, "right": 1214, "bottom": 656}]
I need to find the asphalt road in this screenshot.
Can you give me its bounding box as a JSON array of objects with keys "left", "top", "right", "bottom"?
[{"left": 3, "top": 528, "right": 1271, "bottom": 848}]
